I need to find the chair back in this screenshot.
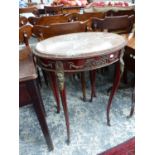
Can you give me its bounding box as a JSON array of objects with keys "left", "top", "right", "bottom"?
[
  {"left": 106, "top": 9, "right": 135, "bottom": 17},
  {"left": 79, "top": 12, "right": 105, "bottom": 21},
  {"left": 32, "top": 21, "right": 88, "bottom": 40},
  {"left": 65, "top": 12, "right": 104, "bottom": 22},
  {"left": 65, "top": 13, "right": 79, "bottom": 22},
  {"left": 92, "top": 15, "right": 134, "bottom": 34},
  {"left": 19, "top": 25, "right": 32, "bottom": 46},
  {"left": 19, "top": 16, "right": 28, "bottom": 27},
  {"left": 28, "top": 16, "right": 40, "bottom": 25},
  {"left": 19, "top": 6, "right": 39, "bottom": 17},
  {"left": 44, "top": 5, "right": 63, "bottom": 15},
  {"left": 35, "top": 15, "right": 68, "bottom": 25}
]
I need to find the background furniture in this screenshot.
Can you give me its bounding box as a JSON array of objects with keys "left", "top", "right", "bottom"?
[
  {"left": 19, "top": 16, "right": 28, "bottom": 27},
  {"left": 19, "top": 48, "right": 54, "bottom": 151},
  {"left": 44, "top": 4, "right": 64, "bottom": 15},
  {"left": 123, "top": 35, "right": 135, "bottom": 117},
  {"left": 19, "top": 6, "right": 40, "bottom": 17}
]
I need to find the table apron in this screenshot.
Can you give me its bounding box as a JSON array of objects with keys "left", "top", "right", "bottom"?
[{"left": 36, "top": 50, "right": 121, "bottom": 73}]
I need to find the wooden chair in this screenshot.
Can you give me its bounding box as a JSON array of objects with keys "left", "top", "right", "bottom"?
[
  {"left": 90, "top": 15, "right": 135, "bottom": 102},
  {"left": 65, "top": 12, "right": 104, "bottom": 22},
  {"left": 65, "top": 13, "right": 79, "bottom": 22},
  {"left": 92, "top": 15, "right": 134, "bottom": 34},
  {"left": 19, "top": 25, "right": 49, "bottom": 87},
  {"left": 123, "top": 35, "right": 135, "bottom": 117},
  {"left": 44, "top": 5, "right": 63, "bottom": 15},
  {"left": 32, "top": 21, "right": 88, "bottom": 40},
  {"left": 19, "top": 28, "right": 54, "bottom": 151},
  {"left": 19, "top": 25, "right": 32, "bottom": 46},
  {"left": 19, "top": 16, "right": 28, "bottom": 27},
  {"left": 79, "top": 12, "right": 105, "bottom": 21},
  {"left": 19, "top": 6, "right": 40, "bottom": 17},
  {"left": 106, "top": 9, "right": 135, "bottom": 17},
  {"left": 92, "top": 15, "right": 135, "bottom": 116},
  {"left": 28, "top": 16, "right": 40, "bottom": 25},
  {"left": 34, "top": 15, "right": 68, "bottom": 26},
  {"left": 19, "top": 51, "right": 54, "bottom": 151},
  {"left": 32, "top": 21, "right": 88, "bottom": 112}
]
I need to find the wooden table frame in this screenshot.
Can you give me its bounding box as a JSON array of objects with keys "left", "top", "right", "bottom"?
[{"left": 33, "top": 32, "right": 126, "bottom": 144}]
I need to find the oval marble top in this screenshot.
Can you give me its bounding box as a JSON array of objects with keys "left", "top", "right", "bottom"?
[{"left": 34, "top": 32, "right": 127, "bottom": 60}]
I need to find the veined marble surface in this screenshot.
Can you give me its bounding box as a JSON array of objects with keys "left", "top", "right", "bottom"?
[
  {"left": 34, "top": 32, "right": 126, "bottom": 59},
  {"left": 19, "top": 67, "right": 135, "bottom": 155}
]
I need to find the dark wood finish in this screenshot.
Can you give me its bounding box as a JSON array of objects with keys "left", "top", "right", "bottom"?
[
  {"left": 32, "top": 21, "right": 88, "bottom": 40},
  {"left": 19, "top": 51, "right": 54, "bottom": 150},
  {"left": 28, "top": 16, "right": 39, "bottom": 25},
  {"left": 19, "top": 24, "right": 48, "bottom": 91},
  {"left": 34, "top": 15, "right": 68, "bottom": 26},
  {"left": 33, "top": 32, "right": 126, "bottom": 142},
  {"left": 92, "top": 15, "right": 134, "bottom": 34},
  {"left": 65, "top": 12, "right": 79, "bottom": 22},
  {"left": 107, "top": 61, "right": 121, "bottom": 126},
  {"left": 65, "top": 12, "right": 105, "bottom": 22},
  {"left": 106, "top": 9, "right": 135, "bottom": 17},
  {"left": 26, "top": 80, "right": 53, "bottom": 150},
  {"left": 35, "top": 4, "right": 83, "bottom": 14},
  {"left": 90, "top": 15, "right": 134, "bottom": 101},
  {"left": 79, "top": 12, "right": 105, "bottom": 21},
  {"left": 62, "top": 6, "right": 84, "bottom": 14},
  {"left": 19, "top": 16, "right": 28, "bottom": 27},
  {"left": 80, "top": 72, "right": 86, "bottom": 101},
  {"left": 44, "top": 5, "right": 64, "bottom": 15},
  {"left": 33, "top": 21, "right": 88, "bottom": 110},
  {"left": 89, "top": 70, "right": 96, "bottom": 102},
  {"left": 19, "top": 83, "right": 31, "bottom": 106},
  {"left": 19, "top": 52, "right": 37, "bottom": 82},
  {"left": 19, "top": 25, "right": 32, "bottom": 46},
  {"left": 19, "top": 6, "right": 40, "bottom": 16}
]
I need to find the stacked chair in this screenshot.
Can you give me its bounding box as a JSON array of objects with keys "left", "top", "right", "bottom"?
[{"left": 19, "top": 25, "right": 54, "bottom": 151}]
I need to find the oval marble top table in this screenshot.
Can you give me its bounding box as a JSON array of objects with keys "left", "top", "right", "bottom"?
[
  {"left": 34, "top": 32, "right": 127, "bottom": 60},
  {"left": 33, "top": 32, "right": 127, "bottom": 144}
]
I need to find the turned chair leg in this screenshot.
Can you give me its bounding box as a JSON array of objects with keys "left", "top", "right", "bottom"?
[
  {"left": 89, "top": 70, "right": 97, "bottom": 102},
  {"left": 26, "top": 80, "right": 54, "bottom": 151}
]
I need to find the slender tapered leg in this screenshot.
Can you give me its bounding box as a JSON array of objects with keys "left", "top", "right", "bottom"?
[
  {"left": 89, "top": 70, "right": 97, "bottom": 102},
  {"left": 49, "top": 72, "right": 60, "bottom": 113},
  {"left": 26, "top": 80, "right": 54, "bottom": 151},
  {"left": 55, "top": 61, "right": 70, "bottom": 144},
  {"left": 80, "top": 72, "right": 87, "bottom": 101},
  {"left": 106, "top": 48, "right": 125, "bottom": 126},
  {"left": 107, "top": 62, "right": 121, "bottom": 126},
  {"left": 59, "top": 85, "right": 70, "bottom": 144}
]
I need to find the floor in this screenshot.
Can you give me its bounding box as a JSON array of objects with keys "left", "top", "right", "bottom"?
[{"left": 19, "top": 66, "right": 135, "bottom": 155}]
